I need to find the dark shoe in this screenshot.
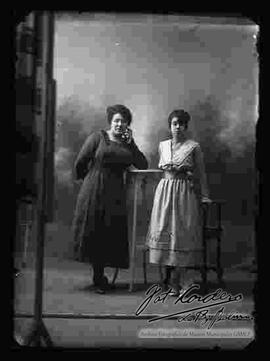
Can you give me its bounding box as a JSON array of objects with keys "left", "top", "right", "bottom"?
[
  {"left": 93, "top": 276, "right": 109, "bottom": 294},
  {"left": 169, "top": 284, "right": 183, "bottom": 297},
  {"left": 93, "top": 275, "right": 108, "bottom": 286},
  {"left": 169, "top": 284, "right": 192, "bottom": 297},
  {"left": 101, "top": 276, "right": 109, "bottom": 286},
  {"left": 161, "top": 280, "right": 170, "bottom": 292},
  {"left": 14, "top": 268, "right": 21, "bottom": 278},
  {"left": 94, "top": 287, "right": 106, "bottom": 294},
  {"left": 169, "top": 288, "right": 180, "bottom": 297}
]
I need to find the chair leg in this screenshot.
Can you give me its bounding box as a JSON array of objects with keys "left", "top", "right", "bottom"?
[
  {"left": 218, "top": 268, "right": 224, "bottom": 285},
  {"left": 201, "top": 206, "right": 208, "bottom": 293},
  {"left": 111, "top": 268, "right": 119, "bottom": 285},
  {"left": 158, "top": 265, "right": 163, "bottom": 285},
  {"left": 201, "top": 266, "right": 207, "bottom": 293},
  {"left": 202, "top": 237, "right": 208, "bottom": 293},
  {"left": 216, "top": 204, "right": 224, "bottom": 285},
  {"left": 143, "top": 249, "right": 147, "bottom": 285},
  {"left": 217, "top": 236, "right": 223, "bottom": 284}
]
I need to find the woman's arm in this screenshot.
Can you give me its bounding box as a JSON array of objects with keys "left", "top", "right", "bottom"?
[
  {"left": 74, "top": 132, "right": 100, "bottom": 180},
  {"left": 128, "top": 139, "right": 148, "bottom": 170}
]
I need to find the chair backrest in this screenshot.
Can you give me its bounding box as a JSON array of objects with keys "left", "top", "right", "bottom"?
[{"left": 202, "top": 200, "right": 226, "bottom": 229}]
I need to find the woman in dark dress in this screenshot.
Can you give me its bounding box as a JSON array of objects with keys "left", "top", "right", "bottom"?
[{"left": 72, "top": 104, "right": 148, "bottom": 293}]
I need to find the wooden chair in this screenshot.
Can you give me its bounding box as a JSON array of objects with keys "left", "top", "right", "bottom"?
[{"left": 200, "top": 200, "right": 226, "bottom": 287}]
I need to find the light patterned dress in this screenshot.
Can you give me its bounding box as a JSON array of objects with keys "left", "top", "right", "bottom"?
[{"left": 146, "top": 138, "right": 209, "bottom": 267}]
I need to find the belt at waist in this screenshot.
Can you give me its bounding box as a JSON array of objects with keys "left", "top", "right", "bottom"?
[{"left": 162, "top": 171, "right": 193, "bottom": 180}]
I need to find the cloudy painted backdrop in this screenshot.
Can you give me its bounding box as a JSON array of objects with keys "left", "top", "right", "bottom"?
[{"left": 51, "top": 14, "right": 258, "bottom": 265}]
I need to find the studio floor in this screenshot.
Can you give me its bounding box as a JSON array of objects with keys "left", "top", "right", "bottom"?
[{"left": 13, "top": 256, "right": 256, "bottom": 349}]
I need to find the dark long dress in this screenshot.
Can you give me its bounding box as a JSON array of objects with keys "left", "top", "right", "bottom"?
[{"left": 72, "top": 130, "right": 148, "bottom": 268}]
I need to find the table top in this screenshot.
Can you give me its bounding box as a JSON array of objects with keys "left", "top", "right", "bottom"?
[{"left": 127, "top": 169, "right": 163, "bottom": 173}]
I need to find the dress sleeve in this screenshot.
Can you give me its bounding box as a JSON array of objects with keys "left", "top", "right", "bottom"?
[
  {"left": 158, "top": 142, "right": 171, "bottom": 170},
  {"left": 193, "top": 144, "right": 209, "bottom": 199},
  {"left": 158, "top": 143, "right": 163, "bottom": 169},
  {"left": 128, "top": 140, "right": 148, "bottom": 169},
  {"left": 74, "top": 132, "right": 100, "bottom": 180}
]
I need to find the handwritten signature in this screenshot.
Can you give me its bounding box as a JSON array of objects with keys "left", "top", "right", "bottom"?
[
  {"left": 135, "top": 284, "right": 244, "bottom": 324},
  {"left": 176, "top": 307, "right": 253, "bottom": 329}
]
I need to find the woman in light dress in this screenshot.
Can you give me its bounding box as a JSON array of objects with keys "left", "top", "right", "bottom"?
[{"left": 146, "top": 109, "right": 211, "bottom": 296}]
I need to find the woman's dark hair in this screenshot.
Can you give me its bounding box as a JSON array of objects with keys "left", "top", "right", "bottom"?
[
  {"left": 106, "top": 104, "right": 132, "bottom": 125},
  {"left": 168, "top": 109, "right": 191, "bottom": 129}
]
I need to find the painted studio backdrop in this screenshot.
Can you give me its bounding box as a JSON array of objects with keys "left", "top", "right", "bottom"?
[{"left": 50, "top": 14, "right": 258, "bottom": 268}]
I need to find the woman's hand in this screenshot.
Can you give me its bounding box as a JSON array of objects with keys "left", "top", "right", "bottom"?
[
  {"left": 122, "top": 128, "right": 133, "bottom": 144},
  {"left": 74, "top": 179, "right": 83, "bottom": 187},
  {"left": 162, "top": 163, "right": 176, "bottom": 171},
  {"left": 201, "top": 196, "right": 212, "bottom": 204}
]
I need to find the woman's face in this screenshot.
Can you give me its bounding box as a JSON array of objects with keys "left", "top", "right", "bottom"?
[
  {"left": 170, "top": 117, "right": 186, "bottom": 136},
  {"left": 110, "top": 113, "right": 129, "bottom": 136}
]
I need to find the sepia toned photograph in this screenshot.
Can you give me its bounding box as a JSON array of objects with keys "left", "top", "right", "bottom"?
[{"left": 14, "top": 11, "right": 259, "bottom": 349}]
